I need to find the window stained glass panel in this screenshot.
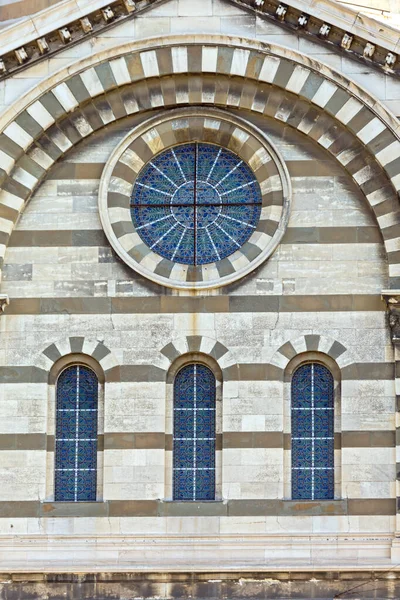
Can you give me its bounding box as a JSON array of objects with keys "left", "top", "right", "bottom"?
[
  {"left": 173, "top": 364, "right": 216, "bottom": 501},
  {"left": 55, "top": 365, "right": 98, "bottom": 502},
  {"left": 131, "top": 143, "right": 262, "bottom": 265},
  {"left": 291, "top": 363, "right": 334, "bottom": 500}
]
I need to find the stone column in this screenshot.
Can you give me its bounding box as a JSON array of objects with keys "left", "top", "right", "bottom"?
[{"left": 382, "top": 292, "right": 400, "bottom": 560}]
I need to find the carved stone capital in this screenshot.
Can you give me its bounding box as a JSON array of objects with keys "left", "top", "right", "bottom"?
[
  {"left": 0, "top": 294, "right": 9, "bottom": 313},
  {"left": 382, "top": 291, "right": 400, "bottom": 343}
]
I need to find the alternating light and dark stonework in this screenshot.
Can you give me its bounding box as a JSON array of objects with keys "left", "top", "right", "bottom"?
[{"left": 0, "top": 0, "right": 400, "bottom": 597}]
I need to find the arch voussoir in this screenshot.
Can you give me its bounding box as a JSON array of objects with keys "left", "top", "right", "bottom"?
[{"left": 0, "top": 35, "right": 399, "bottom": 283}]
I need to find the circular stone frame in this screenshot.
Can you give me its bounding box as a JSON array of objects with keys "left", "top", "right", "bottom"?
[{"left": 99, "top": 108, "right": 292, "bottom": 290}]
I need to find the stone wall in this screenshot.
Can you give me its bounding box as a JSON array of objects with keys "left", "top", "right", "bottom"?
[
  {"left": 0, "top": 0, "right": 398, "bottom": 573},
  {"left": 0, "top": 93, "right": 396, "bottom": 569}
]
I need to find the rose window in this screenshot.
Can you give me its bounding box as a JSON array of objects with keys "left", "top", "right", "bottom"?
[{"left": 130, "top": 143, "right": 262, "bottom": 265}]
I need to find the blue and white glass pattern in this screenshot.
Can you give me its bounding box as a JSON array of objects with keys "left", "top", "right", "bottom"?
[
  {"left": 55, "top": 365, "right": 98, "bottom": 502},
  {"left": 131, "top": 143, "right": 262, "bottom": 265},
  {"left": 291, "top": 363, "right": 334, "bottom": 500},
  {"left": 173, "top": 363, "right": 216, "bottom": 500}
]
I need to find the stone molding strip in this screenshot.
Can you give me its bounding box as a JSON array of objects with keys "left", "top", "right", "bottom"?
[
  {"left": 1, "top": 0, "right": 400, "bottom": 80},
  {"left": 0, "top": 498, "right": 395, "bottom": 518},
  {"left": 231, "top": 0, "right": 400, "bottom": 74},
  {"left": 0, "top": 38, "right": 399, "bottom": 285},
  {"left": 4, "top": 226, "right": 383, "bottom": 248},
  {"left": 0, "top": 0, "right": 165, "bottom": 80},
  {"left": 0, "top": 430, "right": 394, "bottom": 451},
  {"left": 0, "top": 362, "right": 393, "bottom": 383},
  {"left": 3, "top": 295, "right": 385, "bottom": 315},
  {"left": 46, "top": 434, "right": 104, "bottom": 452}
]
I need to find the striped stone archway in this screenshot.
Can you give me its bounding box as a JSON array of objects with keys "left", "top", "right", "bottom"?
[
  {"left": 270, "top": 334, "right": 351, "bottom": 371},
  {"left": 0, "top": 35, "right": 400, "bottom": 283},
  {"left": 37, "top": 337, "right": 120, "bottom": 382},
  {"left": 156, "top": 335, "right": 237, "bottom": 376}
]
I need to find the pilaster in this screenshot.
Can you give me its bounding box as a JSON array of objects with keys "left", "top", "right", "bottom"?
[{"left": 382, "top": 291, "right": 400, "bottom": 560}]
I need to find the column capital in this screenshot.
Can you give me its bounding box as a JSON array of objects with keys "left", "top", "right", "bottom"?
[{"left": 382, "top": 291, "right": 400, "bottom": 343}]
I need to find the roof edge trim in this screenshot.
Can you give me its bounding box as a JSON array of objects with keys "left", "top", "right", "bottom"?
[
  {"left": 2, "top": 0, "right": 400, "bottom": 80},
  {"left": 0, "top": 0, "right": 167, "bottom": 79}
]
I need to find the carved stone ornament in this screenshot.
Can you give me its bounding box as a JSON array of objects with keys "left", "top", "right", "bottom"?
[
  {"left": 382, "top": 291, "right": 400, "bottom": 343},
  {"left": 0, "top": 294, "right": 9, "bottom": 312}
]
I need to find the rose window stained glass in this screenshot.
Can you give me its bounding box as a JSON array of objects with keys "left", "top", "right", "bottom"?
[
  {"left": 291, "top": 363, "right": 334, "bottom": 501},
  {"left": 55, "top": 365, "right": 98, "bottom": 502},
  {"left": 130, "top": 143, "right": 262, "bottom": 265},
  {"left": 173, "top": 364, "right": 216, "bottom": 501}
]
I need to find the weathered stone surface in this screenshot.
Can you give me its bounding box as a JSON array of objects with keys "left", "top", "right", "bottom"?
[{"left": 0, "top": 0, "right": 398, "bottom": 577}]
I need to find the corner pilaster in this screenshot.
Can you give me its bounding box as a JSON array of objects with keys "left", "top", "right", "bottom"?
[{"left": 382, "top": 292, "right": 400, "bottom": 560}]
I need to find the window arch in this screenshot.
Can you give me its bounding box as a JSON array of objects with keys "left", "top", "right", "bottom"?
[
  {"left": 173, "top": 363, "right": 216, "bottom": 501},
  {"left": 291, "top": 362, "right": 334, "bottom": 500},
  {"left": 55, "top": 364, "right": 98, "bottom": 502}
]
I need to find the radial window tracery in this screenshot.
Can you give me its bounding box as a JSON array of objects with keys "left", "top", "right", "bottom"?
[{"left": 131, "top": 143, "right": 262, "bottom": 265}]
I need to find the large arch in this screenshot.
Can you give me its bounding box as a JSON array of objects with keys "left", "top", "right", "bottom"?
[{"left": 0, "top": 35, "right": 399, "bottom": 284}]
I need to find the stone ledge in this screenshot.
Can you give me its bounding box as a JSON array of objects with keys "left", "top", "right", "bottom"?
[
  {"left": 41, "top": 501, "right": 109, "bottom": 518},
  {"left": 0, "top": 498, "right": 395, "bottom": 518},
  {"left": 2, "top": 295, "right": 385, "bottom": 316},
  {"left": 0, "top": 430, "right": 394, "bottom": 450},
  {"left": 0, "top": 361, "right": 393, "bottom": 383},
  {"left": 0, "top": 537, "right": 395, "bottom": 572}
]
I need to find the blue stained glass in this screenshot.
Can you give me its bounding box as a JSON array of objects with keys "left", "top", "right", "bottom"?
[
  {"left": 54, "top": 365, "right": 98, "bottom": 502},
  {"left": 291, "top": 363, "right": 334, "bottom": 501},
  {"left": 173, "top": 364, "right": 216, "bottom": 501},
  {"left": 131, "top": 143, "right": 262, "bottom": 265}
]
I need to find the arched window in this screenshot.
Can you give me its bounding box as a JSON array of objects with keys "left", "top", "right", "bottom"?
[
  {"left": 173, "top": 363, "right": 216, "bottom": 501},
  {"left": 291, "top": 363, "right": 334, "bottom": 500},
  {"left": 55, "top": 365, "right": 98, "bottom": 502}
]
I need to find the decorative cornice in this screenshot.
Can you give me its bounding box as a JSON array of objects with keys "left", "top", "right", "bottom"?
[
  {"left": 1, "top": 0, "right": 400, "bottom": 81},
  {"left": 0, "top": 0, "right": 167, "bottom": 81},
  {"left": 229, "top": 0, "right": 400, "bottom": 76},
  {"left": 382, "top": 291, "right": 400, "bottom": 343}
]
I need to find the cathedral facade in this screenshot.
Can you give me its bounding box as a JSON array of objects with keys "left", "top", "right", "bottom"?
[{"left": 1, "top": 0, "right": 400, "bottom": 597}]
